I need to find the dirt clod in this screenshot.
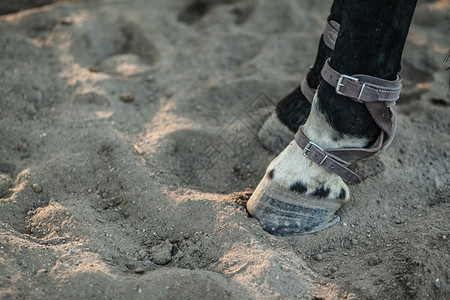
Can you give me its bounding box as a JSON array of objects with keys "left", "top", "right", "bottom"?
[
  {"left": 133, "top": 144, "right": 144, "bottom": 155},
  {"left": 26, "top": 104, "right": 37, "bottom": 116},
  {"left": 60, "top": 18, "right": 73, "bottom": 25},
  {"left": 151, "top": 240, "right": 173, "bottom": 265},
  {"left": 313, "top": 254, "right": 324, "bottom": 261},
  {"left": 120, "top": 93, "right": 134, "bottom": 103},
  {"left": 31, "top": 183, "right": 42, "bottom": 193}
]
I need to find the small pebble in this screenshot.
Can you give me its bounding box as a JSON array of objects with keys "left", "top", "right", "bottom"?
[
  {"left": 313, "top": 254, "right": 324, "bottom": 261},
  {"left": 151, "top": 240, "right": 173, "bottom": 265},
  {"left": 26, "top": 104, "right": 37, "bottom": 116},
  {"left": 60, "top": 17, "right": 73, "bottom": 25},
  {"left": 120, "top": 93, "right": 134, "bottom": 103},
  {"left": 442, "top": 235, "right": 447, "bottom": 240},
  {"left": 125, "top": 261, "right": 136, "bottom": 269},
  {"left": 346, "top": 293, "right": 358, "bottom": 300},
  {"left": 146, "top": 75, "right": 154, "bottom": 82},
  {"left": 17, "top": 141, "right": 28, "bottom": 152},
  {"left": 134, "top": 267, "right": 145, "bottom": 274},
  {"left": 36, "top": 269, "right": 47, "bottom": 276},
  {"left": 32, "top": 183, "right": 42, "bottom": 193},
  {"left": 87, "top": 66, "right": 99, "bottom": 73},
  {"left": 138, "top": 249, "right": 147, "bottom": 258},
  {"left": 133, "top": 144, "right": 144, "bottom": 155}
]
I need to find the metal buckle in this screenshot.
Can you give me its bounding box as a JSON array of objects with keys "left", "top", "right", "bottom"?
[
  {"left": 336, "top": 74, "right": 359, "bottom": 96},
  {"left": 303, "top": 141, "right": 323, "bottom": 158},
  {"left": 303, "top": 141, "right": 329, "bottom": 165}
]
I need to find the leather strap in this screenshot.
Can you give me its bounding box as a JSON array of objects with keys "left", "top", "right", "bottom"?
[
  {"left": 321, "top": 59, "right": 402, "bottom": 105},
  {"left": 294, "top": 60, "right": 402, "bottom": 184},
  {"left": 295, "top": 129, "right": 388, "bottom": 184},
  {"left": 322, "top": 19, "right": 340, "bottom": 51},
  {"left": 300, "top": 19, "right": 341, "bottom": 104},
  {"left": 295, "top": 130, "right": 362, "bottom": 184},
  {"left": 300, "top": 77, "right": 316, "bottom": 104},
  {"left": 320, "top": 58, "right": 400, "bottom": 149}
]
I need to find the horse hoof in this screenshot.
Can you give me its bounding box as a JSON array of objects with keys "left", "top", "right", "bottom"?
[
  {"left": 258, "top": 112, "right": 294, "bottom": 155},
  {"left": 247, "top": 176, "right": 341, "bottom": 236}
]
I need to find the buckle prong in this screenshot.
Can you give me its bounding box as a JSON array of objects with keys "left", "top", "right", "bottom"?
[
  {"left": 302, "top": 142, "right": 311, "bottom": 157},
  {"left": 336, "top": 74, "right": 359, "bottom": 96},
  {"left": 303, "top": 141, "right": 323, "bottom": 158}
]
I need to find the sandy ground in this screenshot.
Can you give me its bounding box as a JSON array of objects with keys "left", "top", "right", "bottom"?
[{"left": 0, "top": 0, "right": 449, "bottom": 299}]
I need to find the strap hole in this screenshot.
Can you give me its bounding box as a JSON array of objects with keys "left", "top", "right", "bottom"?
[
  {"left": 314, "top": 155, "right": 318, "bottom": 158},
  {"left": 330, "top": 165, "right": 334, "bottom": 169}
]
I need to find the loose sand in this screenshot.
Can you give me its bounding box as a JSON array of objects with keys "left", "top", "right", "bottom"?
[{"left": 0, "top": 0, "right": 448, "bottom": 299}]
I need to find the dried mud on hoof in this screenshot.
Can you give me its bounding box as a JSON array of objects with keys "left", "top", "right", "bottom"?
[{"left": 247, "top": 176, "right": 341, "bottom": 236}]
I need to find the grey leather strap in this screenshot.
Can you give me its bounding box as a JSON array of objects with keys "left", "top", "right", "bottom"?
[
  {"left": 295, "top": 129, "right": 385, "bottom": 185},
  {"left": 300, "top": 77, "right": 316, "bottom": 104},
  {"left": 322, "top": 19, "right": 340, "bottom": 51},
  {"left": 300, "top": 19, "right": 341, "bottom": 104},
  {"left": 320, "top": 58, "right": 400, "bottom": 149},
  {"left": 295, "top": 130, "right": 362, "bottom": 184},
  {"left": 294, "top": 60, "right": 402, "bottom": 184},
  {"left": 321, "top": 59, "right": 402, "bottom": 105}
]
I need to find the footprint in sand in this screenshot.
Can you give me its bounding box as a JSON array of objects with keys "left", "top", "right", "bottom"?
[
  {"left": 67, "top": 16, "right": 159, "bottom": 70},
  {"left": 178, "top": 0, "right": 256, "bottom": 25}
]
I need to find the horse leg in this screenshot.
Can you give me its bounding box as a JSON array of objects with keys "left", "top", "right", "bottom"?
[
  {"left": 248, "top": 0, "right": 417, "bottom": 236},
  {"left": 258, "top": 0, "right": 345, "bottom": 154}
]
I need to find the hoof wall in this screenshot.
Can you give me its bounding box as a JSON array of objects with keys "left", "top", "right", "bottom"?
[{"left": 247, "top": 177, "right": 341, "bottom": 236}]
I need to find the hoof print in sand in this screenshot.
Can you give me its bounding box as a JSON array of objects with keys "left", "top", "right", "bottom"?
[
  {"left": 178, "top": 1, "right": 212, "bottom": 24},
  {"left": 69, "top": 17, "right": 159, "bottom": 70},
  {"left": 178, "top": 0, "right": 253, "bottom": 25},
  {"left": 153, "top": 129, "right": 263, "bottom": 191}
]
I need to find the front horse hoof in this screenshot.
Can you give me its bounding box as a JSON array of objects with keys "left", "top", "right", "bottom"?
[
  {"left": 247, "top": 176, "right": 341, "bottom": 236},
  {"left": 258, "top": 112, "right": 294, "bottom": 155}
]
